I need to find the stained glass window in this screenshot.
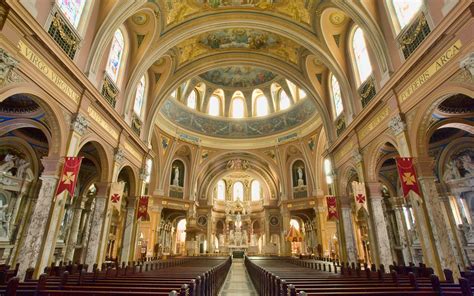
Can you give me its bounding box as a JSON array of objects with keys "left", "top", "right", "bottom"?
[
  {"left": 251, "top": 180, "right": 261, "bottom": 201},
  {"left": 331, "top": 74, "right": 343, "bottom": 117},
  {"left": 208, "top": 95, "right": 220, "bottom": 116},
  {"left": 57, "top": 0, "right": 86, "bottom": 28},
  {"left": 255, "top": 95, "right": 268, "bottom": 117},
  {"left": 232, "top": 98, "right": 245, "bottom": 118},
  {"left": 187, "top": 90, "right": 197, "bottom": 109},
  {"left": 392, "top": 0, "right": 423, "bottom": 29},
  {"left": 290, "top": 219, "right": 300, "bottom": 231},
  {"left": 217, "top": 180, "right": 226, "bottom": 200},
  {"left": 280, "top": 90, "right": 291, "bottom": 111},
  {"left": 133, "top": 75, "right": 145, "bottom": 116},
  {"left": 298, "top": 89, "right": 307, "bottom": 99},
  {"left": 106, "top": 29, "right": 125, "bottom": 83},
  {"left": 233, "top": 182, "right": 244, "bottom": 201},
  {"left": 352, "top": 27, "right": 373, "bottom": 85}
]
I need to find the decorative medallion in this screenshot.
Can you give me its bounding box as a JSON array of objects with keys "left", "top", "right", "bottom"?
[
  {"left": 329, "top": 12, "right": 346, "bottom": 26},
  {"left": 270, "top": 216, "right": 279, "bottom": 226},
  {"left": 132, "top": 13, "right": 148, "bottom": 25},
  {"left": 197, "top": 215, "right": 207, "bottom": 226}
]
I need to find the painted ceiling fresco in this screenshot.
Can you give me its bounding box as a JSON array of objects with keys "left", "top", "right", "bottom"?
[
  {"left": 199, "top": 66, "right": 277, "bottom": 88},
  {"left": 176, "top": 28, "right": 301, "bottom": 65},
  {"left": 164, "top": 0, "right": 312, "bottom": 25},
  {"left": 159, "top": 98, "right": 317, "bottom": 138}
]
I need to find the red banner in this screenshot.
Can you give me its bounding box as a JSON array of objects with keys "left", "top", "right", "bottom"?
[
  {"left": 396, "top": 157, "right": 421, "bottom": 198},
  {"left": 55, "top": 157, "right": 82, "bottom": 197},
  {"left": 326, "top": 195, "right": 338, "bottom": 220},
  {"left": 137, "top": 196, "right": 149, "bottom": 220}
]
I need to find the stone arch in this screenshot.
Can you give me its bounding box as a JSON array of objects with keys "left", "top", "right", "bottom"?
[
  {"left": 0, "top": 87, "right": 68, "bottom": 158},
  {"left": 411, "top": 86, "right": 474, "bottom": 158},
  {"left": 364, "top": 134, "right": 399, "bottom": 182},
  {"left": 117, "top": 165, "right": 138, "bottom": 198},
  {"left": 76, "top": 139, "right": 112, "bottom": 183}
]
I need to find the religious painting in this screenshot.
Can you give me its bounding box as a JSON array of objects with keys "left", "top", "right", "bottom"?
[
  {"left": 170, "top": 159, "right": 185, "bottom": 187},
  {"left": 199, "top": 66, "right": 276, "bottom": 88},
  {"left": 270, "top": 216, "right": 279, "bottom": 226},
  {"left": 197, "top": 215, "right": 207, "bottom": 226}
]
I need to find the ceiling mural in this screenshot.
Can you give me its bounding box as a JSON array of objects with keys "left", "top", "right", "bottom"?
[
  {"left": 199, "top": 66, "right": 277, "bottom": 88},
  {"left": 176, "top": 28, "right": 301, "bottom": 65},
  {"left": 159, "top": 98, "right": 317, "bottom": 138},
  {"left": 164, "top": 0, "right": 312, "bottom": 25}
]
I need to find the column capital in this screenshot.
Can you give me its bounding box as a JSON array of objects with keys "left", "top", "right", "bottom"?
[
  {"left": 0, "top": 48, "right": 18, "bottom": 87},
  {"left": 339, "top": 196, "right": 352, "bottom": 209},
  {"left": 413, "top": 156, "right": 436, "bottom": 178},
  {"left": 94, "top": 182, "right": 109, "bottom": 197},
  {"left": 460, "top": 52, "right": 474, "bottom": 77},
  {"left": 114, "top": 148, "right": 125, "bottom": 164},
  {"left": 40, "top": 156, "right": 63, "bottom": 176},
  {"left": 366, "top": 182, "right": 382, "bottom": 197},
  {"left": 70, "top": 113, "right": 89, "bottom": 136},
  {"left": 388, "top": 114, "right": 407, "bottom": 136}
]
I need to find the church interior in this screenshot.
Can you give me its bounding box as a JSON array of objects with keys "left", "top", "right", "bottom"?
[{"left": 0, "top": 0, "right": 472, "bottom": 295}]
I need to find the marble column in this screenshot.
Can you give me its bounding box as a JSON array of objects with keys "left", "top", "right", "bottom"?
[
  {"left": 367, "top": 182, "right": 394, "bottom": 269},
  {"left": 416, "top": 157, "right": 462, "bottom": 280},
  {"left": 207, "top": 213, "right": 214, "bottom": 253},
  {"left": 64, "top": 201, "right": 85, "bottom": 263},
  {"left": 280, "top": 210, "right": 291, "bottom": 255},
  {"left": 84, "top": 183, "right": 108, "bottom": 271},
  {"left": 16, "top": 157, "right": 61, "bottom": 280},
  {"left": 120, "top": 197, "right": 137, "bottom": 263},
  {"left": 340, "top": 198, "right": 358, "bottom": 264},
  {"left": 392, "top": 197, "right": 413, "bottom": 265}
]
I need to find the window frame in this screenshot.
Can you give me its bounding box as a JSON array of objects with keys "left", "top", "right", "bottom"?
[{"left": 350, "top": 26, "right": 373, "bottom": 87}]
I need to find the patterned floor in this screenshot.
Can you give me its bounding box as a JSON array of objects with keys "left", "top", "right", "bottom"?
[{"left": 219, "top": 259, "right": 258, "bottom": 296}]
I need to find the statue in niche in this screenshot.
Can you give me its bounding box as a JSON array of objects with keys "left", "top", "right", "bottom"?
[
  {"left": 297, "top": 166, "right": 305, "bottom": 186},
  {"left": 173, "top": 166, "right": 180, "bottom": 186},
  {"left": 0, "top": 154, "right": 31, "bottom": 179}
]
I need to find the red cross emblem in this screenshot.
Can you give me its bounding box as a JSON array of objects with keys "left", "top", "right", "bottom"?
[
  {"left": 111, "top": 193, "right": 121, "bottom": 203},
  {"left": 355, "top": 194, "right": 365, "bottom": 204}
]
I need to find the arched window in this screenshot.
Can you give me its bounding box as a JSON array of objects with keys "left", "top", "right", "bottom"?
[
  {"left": 331, "top": 74, "right": 343, "bottom": 118},
  {"left": 145, "top": 158, "right": 152, "bottom": 184},
  {"left": 298, "top": 89, "right": 307, "bottom": 100},
  {"left": 217, "top": 180, "right": 226, "bottom": 200},
  {"left": 208, "top": 95, "right": 220, "bottom": 116},
  {"left": 106, "top": 29, "right": 125, "bottom": 83},
  {"left": 279, "top": 90, "right": 291, "bottom": 111},
  {"left": 290, "top": 219, "right": 300, "bottom": 231},
  {"left": 57, "top": 0, "right": 86, "bottom": 28},
  {"left": 133, "top": 75, "right": 146, "bottom": 117},
  {"left": 177, "top": 219, "right": 187, "bottom": 242},
  {"left": 392, "top": 0, "right": 423, "bottom": 29},
  {"left": 255, "top": 95, "right": 269, "bottom": 117},
  {"left": 233, "top": 182, "right": 244, "bottom": 201},
  {"left": 187, "top": 90, "right": 197, "bottom": 109},
  {"left": 352, "top": 27, "right": 373, "bottom": 85},
  {"left": 232, "top": 98, "right": 245, "bottom": 118},
  {"left": 251, "top": 180, "right": 261, "bottom": 201},
  {"left": 324, "top": 158, "right": 333, "bottom": 184}
]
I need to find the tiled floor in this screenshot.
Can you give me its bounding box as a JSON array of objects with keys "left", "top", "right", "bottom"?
[{"left": 219, "top": 259, "right": 258, "bottom": 295}]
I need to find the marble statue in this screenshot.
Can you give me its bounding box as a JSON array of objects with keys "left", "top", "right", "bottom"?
[
  {"left": 0, "top": 199, "right": 8, "bottom": 238},
  {"left": 0, "top": 154, "right": 16, "bottom": 175},
  {"left": 297, "top": 166, "right": 305, "bottom": 186},
  {"left": 173, "top": 166, "right": 180, "bottom": 187}
]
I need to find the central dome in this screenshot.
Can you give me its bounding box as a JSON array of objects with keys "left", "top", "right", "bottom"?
[{"left": 156, "top": 67, "right": 320, "bottom": 148}]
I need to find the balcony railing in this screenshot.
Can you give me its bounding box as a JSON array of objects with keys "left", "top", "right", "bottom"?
[
  {"left": 398, "top": 13, "right": 431, "bottom": 59},
  {"left": 101, "top": 74, "right": 118, "bottom": 108},
  {"left": 359, "top": 76, "right": 376, "bottom": 108},
  {"left": 47, "top": 6, "right": 80, "bottom": 59}
]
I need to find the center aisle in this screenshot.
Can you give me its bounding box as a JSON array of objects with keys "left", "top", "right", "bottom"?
[{"left": 219, "top": 258, "right": 258, "bottom": 296}]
